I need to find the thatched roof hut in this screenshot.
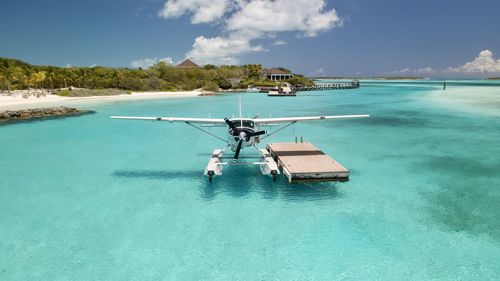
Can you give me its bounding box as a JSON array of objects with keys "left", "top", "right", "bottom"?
[{"left": 176, "top": 59, "right": 199, "bottom": 69}]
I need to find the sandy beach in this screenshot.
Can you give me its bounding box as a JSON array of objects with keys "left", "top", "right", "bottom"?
[
  {"left": 0, "top": 90, "right": 205, "bottom": 111},
  {"left": 419, "top": 86, "right": 500, "bottom": 117}
]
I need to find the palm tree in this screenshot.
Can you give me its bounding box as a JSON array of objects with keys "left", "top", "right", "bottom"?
[
  {"left": 32, "top": 71, "right": 46, "bottom": 96},
  {"left": 0, "top": 73, "right": 6, "bottom": 93},
  {"left": 7, "top": 67, "right": 25, "bottom": 94}
]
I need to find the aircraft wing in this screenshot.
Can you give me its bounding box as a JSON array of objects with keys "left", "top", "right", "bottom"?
[
  {"left": 253, "top": 114, "right": 370, "bottom": 125},
  {"left": 110, "top": 116, "right": 227, "bottom": 124}
]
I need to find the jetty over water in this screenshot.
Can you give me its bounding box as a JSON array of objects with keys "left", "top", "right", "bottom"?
[
  {"left": 267, "top": 142, "right": 349, "bottom": 183},
  {"left": 296, "top": 80, "right": 360, "bottom": 92}
]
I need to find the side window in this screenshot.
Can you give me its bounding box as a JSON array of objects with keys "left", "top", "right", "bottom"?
[{"left": 243, "top": 121, "right": 254, "bottom": 128}]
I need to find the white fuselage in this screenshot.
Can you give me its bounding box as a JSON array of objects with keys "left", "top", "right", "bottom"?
[{"left": 227, "top": 118, "right": 260, "bottom": 151}]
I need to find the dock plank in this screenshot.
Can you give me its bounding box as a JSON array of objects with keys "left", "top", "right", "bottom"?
[{"left": 267, "top": 142, "right": 349, "bottom": 182}]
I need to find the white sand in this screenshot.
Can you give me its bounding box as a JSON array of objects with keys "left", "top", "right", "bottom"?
[
  {"left": 418, "top": 86, "right": 500, "bottom": 117},
  {"left": 0, "top": 90, "right": 204, "bottom": 111}
]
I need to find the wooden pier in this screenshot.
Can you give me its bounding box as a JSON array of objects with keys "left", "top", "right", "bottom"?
[
  {"left": 267, "top": 91, "right": 296, "bottom": 97},
  {"left": 266, "top": 142, "right": 349, "bottom": 183},
  {"left": 296, "top": 81, "right": 360, "bottom": 92}
]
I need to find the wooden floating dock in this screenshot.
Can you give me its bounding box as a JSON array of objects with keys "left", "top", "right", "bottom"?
[
  {"left": 267, "top": 91, "right": 296, "bottom": 97},
  {"left": 266, "top": 142, "right": 349, "bottom": 183}
]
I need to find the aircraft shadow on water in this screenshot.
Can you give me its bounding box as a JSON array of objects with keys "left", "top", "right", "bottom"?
[{"left": 111, "top": 167, "right": 341, "bottom": 201}]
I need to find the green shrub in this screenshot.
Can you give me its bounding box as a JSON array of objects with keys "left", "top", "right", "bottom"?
[
  {"left": 242, "top": 79, "right": 277, "bottom": 87},
  {"left": 203, "top": 81, "right": 219, "bottom": 92},
  {"left": 56, "top": 88, "right": 128, "bottom": 97},
  {"left": 287, "top": 76, "right": 314, "bottom": 87},
  {"left": 57, "top": 90, "right": 71, "bottom": 96},
  {"left": 214, "top": 76, "right": 232, "bottom": 89}
]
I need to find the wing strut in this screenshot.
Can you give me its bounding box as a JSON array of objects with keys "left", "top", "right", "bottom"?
[
  {"left": 260, "top": 121, "right": 297, "bottom": 140},
  {"left": 185, "top": 122, "right": 228, "bottom": 143}
]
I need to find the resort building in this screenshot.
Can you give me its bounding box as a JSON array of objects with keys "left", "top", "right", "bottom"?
[
  {"left": 263, "top": 68, "right": 294, "bottom": 81},
  {"left": 176, "top": 59, "right": 199, "bottom": 69}
]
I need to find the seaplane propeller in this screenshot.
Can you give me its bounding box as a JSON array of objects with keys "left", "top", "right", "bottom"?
[{"left": 224, "top": 117, "right": 267, "bottom": 159}]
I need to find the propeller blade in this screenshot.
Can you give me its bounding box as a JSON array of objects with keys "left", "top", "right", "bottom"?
[
  {"left": 224, "top": 117, "right": 237, "bottom": 130},
  {"left": 234, "top": 139, "right": 243, "bottom": 159}
]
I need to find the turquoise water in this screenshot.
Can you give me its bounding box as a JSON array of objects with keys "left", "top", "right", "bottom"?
[{"left": 1, "top": 83, "right": 500, "bottom": 280}]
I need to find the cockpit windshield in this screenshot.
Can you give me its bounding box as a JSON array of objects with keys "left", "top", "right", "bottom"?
[{"left": 235, "top": 120, "right": 254, "bottom": 128}]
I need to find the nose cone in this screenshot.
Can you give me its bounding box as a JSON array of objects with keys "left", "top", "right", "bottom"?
[{"left": 239, "top": 131, "right": 246, "bottom": 140}]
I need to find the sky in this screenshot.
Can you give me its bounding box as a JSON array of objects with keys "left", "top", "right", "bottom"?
[{"left": 1, "top": 0, "right": 500, "bottom": 77}]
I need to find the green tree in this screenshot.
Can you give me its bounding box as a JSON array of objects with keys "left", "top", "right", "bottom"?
[
  {"left": 0, "top": 57, "right": 313, "bottom": 94},
  {"left": 203, "top": 64, "right": 217, "bottom": 70},
  {"left": 9, "top": 67, "right": 26, "bottom": 91},
  {"left": 32, "top": 71, "right": 47, "bottom": 92},
  {"left": 203, "top": 81, "right": 219, "bottom": 92},
  {"left": 214, "top": 76, "right": 232, "bottom": 89},
  {"left": 244, "top": 64, "right": 262, "bottom": 79},
  {"left": 43, "top": 66, "right": 57, "bottom": 92},
  {"left": 146, "top": 76, "right": 161, "bottom": 90},
  {"left": 0, "top": 73, "right": 7, "bottom": 93},
  {"left": 150, "top": 62, "right": 171, "bottom": 80}
]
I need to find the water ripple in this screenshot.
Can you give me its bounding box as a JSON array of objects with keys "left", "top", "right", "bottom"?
[{"left": 112, "top": 168, "right": 341, "bottom": 202}]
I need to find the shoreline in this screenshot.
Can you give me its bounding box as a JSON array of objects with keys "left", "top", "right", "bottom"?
[{"left": 0, "top": 90, "right": 209, "bottom": 111}]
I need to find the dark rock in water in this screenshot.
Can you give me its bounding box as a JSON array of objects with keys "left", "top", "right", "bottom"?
[
  {"left": 0, "top": 106, "right": 93, "bottom": 124},
  {"left": 199, "top": 91, "right": 218, "bottom": 96}
]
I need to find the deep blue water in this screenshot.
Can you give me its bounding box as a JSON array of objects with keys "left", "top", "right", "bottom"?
[{"left": 1, "top": 83, "right": 499, "bottom": 280}]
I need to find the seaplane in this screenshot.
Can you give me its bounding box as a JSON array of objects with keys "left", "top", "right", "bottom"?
[{"left": 111, "top": 97, "right": 369, "bottom": 182}]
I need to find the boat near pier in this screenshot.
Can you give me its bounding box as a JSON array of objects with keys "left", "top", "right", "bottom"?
[{"left": 267, "top": 83, "right": 296, "bottom": 96}]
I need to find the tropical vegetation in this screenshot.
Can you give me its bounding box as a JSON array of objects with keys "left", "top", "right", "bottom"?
[{"left": 0, "top": 57, "right": 313, "bottom": 95}]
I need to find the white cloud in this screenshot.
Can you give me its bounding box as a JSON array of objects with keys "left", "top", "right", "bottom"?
[
  {"left": 311, "top": 67, "right": 327, "bottom": 77},
  {"left": 187, "top": 36, "right": 264, "bottom": 65},
  {"left": 415, "top": 67, "right": 435, "bottom": 74},
  {"left": 226, "top": 0, "right": 341, "bottom": 37},
  {"left": 452, "top": 50, "right": 500, "bottom": 73},
  {"left": 391, "top": 66, "right": 439, "bottom": 76},
  {"left": 159, "top": 0, "right": 341, "bottom": 64},
  {"left": 272, "top": 40, "right": 287, "bottom": 46},
  {"left": 393, "top": 50, "right": 500, "bottom": 76},
  {"left": 159, "top": 0, "right": 231, "bottom": 24},
  {"left": 131, "top": 57, "right": 173, "bottom": 68}
]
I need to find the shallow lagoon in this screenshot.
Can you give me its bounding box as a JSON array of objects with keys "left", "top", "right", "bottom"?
[{"left": 1, "top": 82, "right": 499, "bottom": 280}]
